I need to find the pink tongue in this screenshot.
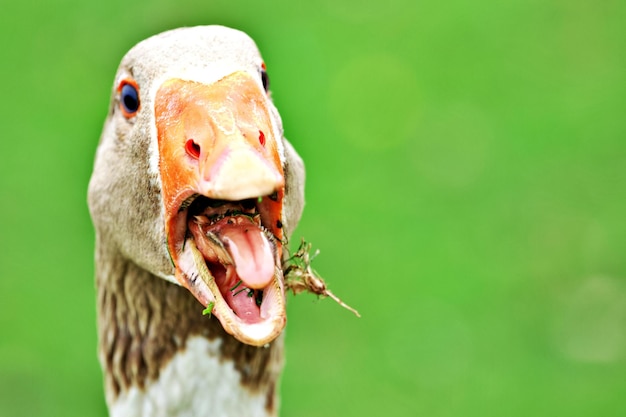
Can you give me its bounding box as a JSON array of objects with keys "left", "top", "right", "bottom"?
[{"left": 219, "top": 221, "right": 275, "bottom": 289}]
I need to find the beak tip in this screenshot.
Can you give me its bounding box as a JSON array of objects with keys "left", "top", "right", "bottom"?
[{"left": 202, "top": 148, "right": 283, "bottom": 200}]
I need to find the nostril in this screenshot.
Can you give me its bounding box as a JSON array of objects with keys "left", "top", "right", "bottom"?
[
  {"left": 185, "top": 139, "right": 201, "bottom": 159},
  {"left": 258, "top": 130, "right": 266, "bottom": 146}
]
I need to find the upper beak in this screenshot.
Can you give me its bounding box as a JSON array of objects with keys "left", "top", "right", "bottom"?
[{"left": 156, "top": 71, "right": 284, "bottom": 208}]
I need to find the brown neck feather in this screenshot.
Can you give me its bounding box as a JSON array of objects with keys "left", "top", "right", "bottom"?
[{"left": 95, "top": 244, "right": 284, "bottom": 411}]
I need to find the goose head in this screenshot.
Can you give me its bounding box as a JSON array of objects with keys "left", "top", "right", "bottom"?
[{"left": 88, "top": 26, "right": 305, "bottom": 347}]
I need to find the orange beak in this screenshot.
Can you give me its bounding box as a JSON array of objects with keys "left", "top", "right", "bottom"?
[
  {"left": 156, "top": 71, "right": 284, "bottom": 210},
  {"left": 154, "top": 72, "right": 287, "bottom": 345}
]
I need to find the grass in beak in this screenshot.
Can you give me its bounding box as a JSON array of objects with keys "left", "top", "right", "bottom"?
[
  {"left": 202, "top": 301, "right": 215, "bottom": 317},
  {"left": 283, "top": 238, "right": 361, "bottom": 318}
]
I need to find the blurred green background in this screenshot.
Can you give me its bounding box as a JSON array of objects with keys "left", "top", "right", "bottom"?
[{"left": 1, "top": 0, "right": 625, "bottom": 416}]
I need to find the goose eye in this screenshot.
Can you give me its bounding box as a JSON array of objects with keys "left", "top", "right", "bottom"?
[
  {"left": 119, "top": 81, "right": 140, "bottom": 116},
  {"left": 261, "top": 70, "right": 269, "bottom": 92}
]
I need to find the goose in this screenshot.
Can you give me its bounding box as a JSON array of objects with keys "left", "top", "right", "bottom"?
[{"left": 88, "top": 26, "right": 305, "bottom": 417}]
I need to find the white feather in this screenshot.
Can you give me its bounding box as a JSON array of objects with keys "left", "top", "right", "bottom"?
[{"left": 109, "top": 337, "right": 271, "bottom": 417}]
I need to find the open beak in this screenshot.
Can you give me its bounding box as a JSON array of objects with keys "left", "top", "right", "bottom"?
[{"left": 155, "top": 71, "right": 287, "bottom": 346}]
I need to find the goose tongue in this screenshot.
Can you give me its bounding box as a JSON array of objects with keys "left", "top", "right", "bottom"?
[
  {"left": 218, "top": 218, "right": 275, "bottom": 289},
  {"left": 189, "top": 214, "right": 276, "bottom": 290},
  {"left": 188, "top": 213, "right": 277, "bottom": 323}
]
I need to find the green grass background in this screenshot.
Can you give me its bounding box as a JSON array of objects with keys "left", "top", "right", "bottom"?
[{"left": 1, "top": 0, "right": 625, "bottom": 415}]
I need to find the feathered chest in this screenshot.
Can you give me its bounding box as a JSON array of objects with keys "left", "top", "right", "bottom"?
[
  {"left": 109, "top": 337, "right": 274, "bottom": 417},
  {"left": 96, "top": 254, "right": 283, "bottom": 417}
]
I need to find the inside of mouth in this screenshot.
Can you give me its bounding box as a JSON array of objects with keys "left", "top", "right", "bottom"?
[{"left": 186, "top": 196, "right": 278, "bottom": 324}]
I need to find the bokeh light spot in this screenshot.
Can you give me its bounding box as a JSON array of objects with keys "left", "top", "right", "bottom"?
[
  {"left": 328, "top": 54, "right": 420, "bottom": 151},
  {"left": 551, "top": 275, "right": 626, "bottom": 363}
]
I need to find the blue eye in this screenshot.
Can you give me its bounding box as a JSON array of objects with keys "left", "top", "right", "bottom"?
[
  {"left": 261, "top": 70, "right": 269, "bottom": 92},
  {"left": 120, "top": 81, "right": 140, "bottom": 116}
]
